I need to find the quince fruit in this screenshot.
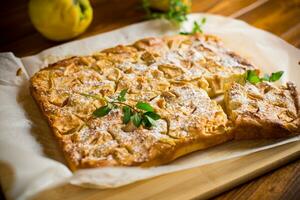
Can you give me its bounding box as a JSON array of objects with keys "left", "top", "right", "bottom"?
[{"left": 29, "top": 0, "right": 93, "bottom": 41}]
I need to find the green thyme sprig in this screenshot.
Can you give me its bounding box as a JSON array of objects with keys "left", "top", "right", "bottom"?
[
  {"left": 93, "top": 89, "right": 161, "bottom": 128},
  {"left": 246, "top": 70, "right": 284, "bottom": 84},
  {"left": 142, "top": 0, "right": 189, "bottom": 25},
  {"left": 180, "top": 18, "right": 206, "bottom": 35}
]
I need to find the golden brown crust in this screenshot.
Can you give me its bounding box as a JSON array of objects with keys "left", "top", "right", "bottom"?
[
  {"left": 30, "top": 33, "right": 259, "bottom": 170},
  {"left": 225, "top": 82, "right": 300, "bottom": 139}
]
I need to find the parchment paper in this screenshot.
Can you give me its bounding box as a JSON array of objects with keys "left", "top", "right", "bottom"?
[{"left": 0, "top": 13, "right": 299, "bottom": 200}]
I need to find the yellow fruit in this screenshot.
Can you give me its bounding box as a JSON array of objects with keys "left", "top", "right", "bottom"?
[
  {"left": 29, "top": 0, "right": 93, "bottom": 41},
  {"left": 148, "top": 0, "right": 191, "bottom": 12}
]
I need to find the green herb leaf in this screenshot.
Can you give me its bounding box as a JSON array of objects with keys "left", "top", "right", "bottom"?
[
  {"left": 180, "top": 18, "right": 206, "bottom": 35},
  {"left": 261, "top": 74, "right": 270, "bottom": 81},
  {"left": 144, "top": 111, "right": 161, "bottom": 120},
  {"left": 132, "top": 113, "right": 142, "bottom": 127},
  {"left": 136, "top": 102, "right": 154, "bottom": 112},
  {"left": 269, "top": 71, "right": 284, "bottom": 82},
  {"left": 142, "top": 0, "right": 189, "bottom": 25},
  {"left": 141, "top": 116, "right": 151, "bottom": 128},
  {"left": 246, "top": 70, "right": 261, "bottom": 84},
  {"left": 117, "top": 89, "right": 127, "bottom": 102},
  {"left": 122, "top": 106, "right": 131, "bottom": 124},
  {"left": 141, "top": 115, "right": 155, "bottom": 128},
  {"left": 145, "top": 115, "right": 156, "bottom": 126},
  {"left": 92, "top": 90, "right": 161, "bottom": 129},
  {"left": 192, "top": 21, "right": 202, "bottom": 34},
  {"left": 93, "top": 105, "right": 111, "bottom": 117},
  {"left": 179, "top": 31, "right": 189, "bottom": 35},
  {"left": 246, "top": 70, "right": 284, "bottom": 84}
]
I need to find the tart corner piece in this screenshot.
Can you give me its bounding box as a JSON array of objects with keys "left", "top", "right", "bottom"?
[{"left": 225, "top": 81, "right": 300, "bottom": 139}]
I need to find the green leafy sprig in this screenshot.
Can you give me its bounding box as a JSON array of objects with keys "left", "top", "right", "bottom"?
[
  {"left": 246, "top": 70, "right": 284, "bottom": 84},
  {"left": 93, "top": 89, "right": 161, "bottom": 129},
  {"left": 180, "top": 18, "right": 206, "bottom": 35},
  {"left": 142, "top": 0, "right": 189, "bottom": 25}
]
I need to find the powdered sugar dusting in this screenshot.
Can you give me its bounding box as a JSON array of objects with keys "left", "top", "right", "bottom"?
[{"left": 31, "top": 33, "right": 257, "bottom": 168}]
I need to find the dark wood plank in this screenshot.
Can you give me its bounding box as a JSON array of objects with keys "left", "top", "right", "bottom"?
[
  {"left": 199, "top": 0, "right": 259, "bottom": 16},
  {"left": 0, "top": 0, "right": 32, "bottom": 45},
  {"left": 2, "top": 0, "right": 299, "bottom": 56},
  {"left": 281, "top": 23, "right": 300, "bottom": 48},
  {"left": 214, "top": 158, "right": 300, "bottom": 200},
  {"left": 237, "top": 0, "right": 300, "bottom": 37},
  {"left": 0, "top": 0, "right": 145, "bottom": 56}
]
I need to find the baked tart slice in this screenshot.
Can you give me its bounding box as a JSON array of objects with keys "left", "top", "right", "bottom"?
[{"left": 225, "top": 81, "right": 300, "bottom": 139}]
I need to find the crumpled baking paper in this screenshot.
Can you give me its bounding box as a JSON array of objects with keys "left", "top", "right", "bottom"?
[{"left": 0, "top": 13, "right": 299, "bottom": 200}]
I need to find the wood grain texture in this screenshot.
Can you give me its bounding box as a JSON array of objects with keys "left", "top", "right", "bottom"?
[
  {"left": 0, "top": 0, "right": 300, "bottom": 199},
  {"left": 214, "top": 158, "right": 300, "bottom": 200},
  {"left": 1, "top": 0, "right": 300, "bottom": 56},
  {"left": 28, "top": 142, "right": 300, "bottom": 200}
]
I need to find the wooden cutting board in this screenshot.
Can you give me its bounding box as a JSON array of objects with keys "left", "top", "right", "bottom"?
[{"left": 31, "top": 141, "right": 300, "bottom": 200}]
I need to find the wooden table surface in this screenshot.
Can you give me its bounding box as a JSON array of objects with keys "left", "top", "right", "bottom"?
[{"left": 1, "top": 0, "right": 300, "bottom": 199}]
